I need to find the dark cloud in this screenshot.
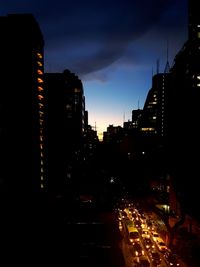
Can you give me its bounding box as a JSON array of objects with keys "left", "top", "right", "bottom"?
[{"left": 1, "top": 0, "right": 186, "bottom": 75}]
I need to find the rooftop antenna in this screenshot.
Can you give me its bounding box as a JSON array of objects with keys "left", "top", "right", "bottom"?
[
  {"left": 164, "top": 40, "right": 170, "bottom": 73},
  {"left": 123, "top": 112, "right": 125, "bottom": 124},
  {"left": 137, "top": 99, "right": 140, "bottom": 109},
  {"left": 156, "top": 59, "right": 160, "bottom": 74},
  {"left": 94, "top": 121, "right": 96, "bottom": 131}
]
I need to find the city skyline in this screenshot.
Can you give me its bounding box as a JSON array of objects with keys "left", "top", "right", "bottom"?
[{"left": 1, "top": 0, "right": 188, "bottom": 139}]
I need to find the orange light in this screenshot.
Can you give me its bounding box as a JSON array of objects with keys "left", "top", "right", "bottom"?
[
  {"left": 37, "top": 78, "right": 43, "bottom": 83},
  {"left": 37, "top": 69, "right": 43, "bottom": 75},
  {"left": 38, "top": 94, "right": 44, "bottom": 100},
  {"left": 38, "top": 86, "right": 43, "bottom": 91}
]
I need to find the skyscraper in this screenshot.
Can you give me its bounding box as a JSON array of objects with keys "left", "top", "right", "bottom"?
[
  {"left": 167, "top": 0, "right": 200, "bottom": 218},
  {"left": 0, "top": 14, "right": 47, "bottom": 200},
  {"left": 45, "top": 69, "right": 86, "bottom": 196}
]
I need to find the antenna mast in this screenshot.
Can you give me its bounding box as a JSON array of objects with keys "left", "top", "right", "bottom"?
[{"left": 156, "top": 59, "right": 160, "bottom": 74}]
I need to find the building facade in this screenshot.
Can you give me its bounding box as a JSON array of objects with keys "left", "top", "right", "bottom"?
[
  {"left": 0, "top": 14, "right": 47, "bottom": 199},
  {"left": 45, "top": 69, "right": 86, "bottom": 196}
]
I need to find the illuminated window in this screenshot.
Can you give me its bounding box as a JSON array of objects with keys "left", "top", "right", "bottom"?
[
  {"left": 141, "top": 127, "right": 155, "bottom": 131},
  {"left": 40, "top": 136, "right": 43, "bottom": 141},
  {"left": 37, "top": 61, "right": 43, "bottom": 67},
  {"left": 38, "top": 94, "right": 44, "bottom": 100},
  {"left": 41, "top": 152, "right": 44, "bottom": 157},
  {"left": 40, "top": 184, "right": 44, "bottom": 189},
  {"left": 40, "top": 144, "right": 43, "bottom": 149},
  {"left": 37, "top": 53, "right": 43, "bottom": 59},
  {"left": 39, "top": 103, "right": 44, "bottom": 108},
  {"left": 37, "top": 78, "right": 43, "bottom": 83},
  {"left": 39, "top": 112, "right": 44, "bottom": 118},
  {"left": 41, "top": 176, "right": 44, "bottom": 181},
  {"left": 38, "top": 86, "right": 43, "bottom": 92},
  {"left": 37, "top": 69, "right": 43, "bottom": 75},
  {"left": 66, "top": 104, "right": 72, "bottom": 110},
  {"left": 41, "top": 167, "right": 44, "bottom": 173},
  {"left": 74, "top": 88, "right": 80, "bottom": 93}
]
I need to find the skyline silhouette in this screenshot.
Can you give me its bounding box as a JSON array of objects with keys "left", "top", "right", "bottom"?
[{"left": 1, "top": 0, "right": 188, "bottom": 138}]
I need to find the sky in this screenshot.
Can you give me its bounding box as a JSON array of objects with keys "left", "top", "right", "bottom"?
[{"left": 1, "top": 0, "right": 188, "bottom": 139}]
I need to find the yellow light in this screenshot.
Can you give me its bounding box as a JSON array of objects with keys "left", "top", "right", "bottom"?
[
  {"left": 37, "top": 53, "right": 43, "bottom": 59},
  {"left": 37, "top": 61, "right": 43, "bottom": 67}
]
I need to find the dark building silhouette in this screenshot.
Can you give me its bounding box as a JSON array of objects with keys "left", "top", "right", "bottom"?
[
  {"left": 132, "top": 109, "right": 142, "bottom": 129},
  {"left": 0, "top": 14, "right": 47, "bottom": 199},
  {"left": 44, "top": 69, "right": 86, "bottom": 196},
  {"left": 167, "top": 0, "right": 200, "bottom": 217},
  {"left": 133, "top": 64, "right": 172, "bottom": 178}
]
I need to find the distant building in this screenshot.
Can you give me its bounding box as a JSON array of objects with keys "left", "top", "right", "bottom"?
[
  {"left": 132, "top": 109, "right": 143, "bottom": 129},
  {"left": 136, "top": 66, "right": 172, "bottom": 165},
  {"left": 0, "top": 14, "right": 46, "bottom": 198},
  {"left": 103, "top": 125, "right": 123, "bottom": 144}
]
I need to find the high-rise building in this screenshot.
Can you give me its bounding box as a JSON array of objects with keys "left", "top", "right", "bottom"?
[
  {"left": 45, "top": 69, "right": 86, "bottom": 196},
  {"left": 0, "top": 14, "right": 46, "bottom": 199},
  {"left": 139, "top": 69, "right": 172, "bottom": 153},
  {"left": 167, "top": 0, "right": 200, "bottom": 217}
]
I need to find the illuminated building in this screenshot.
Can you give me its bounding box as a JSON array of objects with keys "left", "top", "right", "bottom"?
[
  {"left": 138, "top": 67, "right": 172, "bottom": 158},
  {"left": 0, "top": 14, "right": 47, "bottom": 198}
]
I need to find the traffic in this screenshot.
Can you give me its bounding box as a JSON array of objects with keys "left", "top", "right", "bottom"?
[{"left": 116, "top": 200, "right": 180, "bottom": 267}]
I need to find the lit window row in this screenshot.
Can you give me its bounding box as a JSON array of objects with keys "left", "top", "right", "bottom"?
[{"left": 36, "top": 51, "right": 45, "bottom": 190}]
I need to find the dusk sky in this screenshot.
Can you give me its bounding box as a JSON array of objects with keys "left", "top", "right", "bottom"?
[{"left": 2, "top": 0, "right": 188, "bottom": 139}]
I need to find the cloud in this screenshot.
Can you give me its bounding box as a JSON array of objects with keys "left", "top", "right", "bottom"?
[{"left": 2, "top": 0, "right": 185, "bottom": 76}]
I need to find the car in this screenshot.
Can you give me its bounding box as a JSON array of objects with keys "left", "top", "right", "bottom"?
[
  {"left": 131, "top": 243, "right": 145, "bottom": 257},
  {"left": 143, "top": 237, "right": 155, "bottom": 250},
  {"left": 164, "top": 251, "right": 180, "bottom": 266},
  {"left": 133, "top": 256, "right": 150, "bottom": 267},
  {"left": 151, "top": 231, "right": 160, "bottom": 241},
  {"left": 149, "top": 250, "right": 161, "bottom": 266},
  {"left": 156, "top": 238, "right": 168, "bottom": 252},
  {"left": 141, "top": 229, "right": 150, "bottom": 238},
  {"left": 138, "top": 256, "right": 150, "bottom": 267}
]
